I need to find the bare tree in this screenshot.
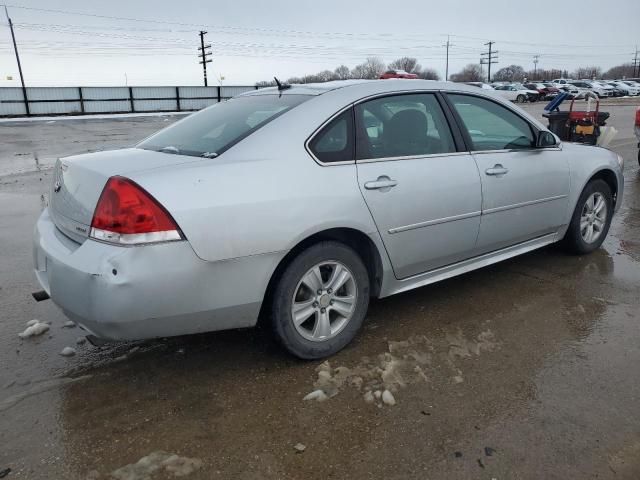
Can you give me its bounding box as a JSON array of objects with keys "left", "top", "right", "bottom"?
[
  {"left": 388, "top": 57, "right": 421, "bottom": 73},
  {"left": 524, "top": 68, "right": 564, "bottom": 81},
  {"left": 334, "top": 65, "right": 351, "bottom": 80},
  {"left": 572, "top": 66, "right": 602, "bottom": 80},
  {"left": 286, "top": 76, "right": 302, "bottom": 84},
  {"left": 316, "top": 70, "right": 337, "bottom": 82},
  {"left": 417, "top": 68, "right": 440, "bottom": 80},
  {"left": 603, "top": 63, "right": 637, "bottom": 79},
  {"left": 449, "top": 64, "right": 484, "bottom": 82},
  {"left": 352, "top": 57, "right": 386, "bottom": 79},
  {"left": 255, "top": 80, "right": 277, "bottom": 88},
  {"left": 492, "top": 65, "right": 526, "bottom": 82}
]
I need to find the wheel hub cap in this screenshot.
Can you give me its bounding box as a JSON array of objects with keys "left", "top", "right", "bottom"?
[{"left": 318, "top": 294, "right": 331, "bottom": 308}]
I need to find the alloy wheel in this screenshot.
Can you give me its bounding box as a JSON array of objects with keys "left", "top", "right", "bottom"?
[
  {"left": 580, "top": 192, "right": 608, "bottom": 244},
  {"left": 291, "top": 261, "right": 357, "bottom": 342}
]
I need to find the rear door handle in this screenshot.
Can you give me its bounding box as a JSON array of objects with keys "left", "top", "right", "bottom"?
[
  {"left": 485, "top": 164, "right": 509, "bottom": 176},
  {"left": 364, "top": 176, "right": 398, "bottom": 191}
]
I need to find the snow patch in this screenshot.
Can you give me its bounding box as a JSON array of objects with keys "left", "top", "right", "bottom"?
[
  {"left": 60, "top": 347, "right": 76, "bottom": 357},
  {"left": 303, "top": 389, "right": 328, "bottom": 402},
  {"left": 62, "top": 320, "right": 76, "bottom": 328},
  {"left": 305, "top": 330, "right": 499, "bottom": 406},
  {"left": 110, "top": 451, "right": 202, "bottom": 480},
  {"left": 381, "top": 389, "right": 396, "bottom": 406},
  {"left": 18, "top": 321, "right": 50, "bottom": 338}
]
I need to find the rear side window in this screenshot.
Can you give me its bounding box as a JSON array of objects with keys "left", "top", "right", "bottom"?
[
  {"left": 448, "top": 94, "right": 534, "bottom": 151},
  {"left": 308, "top": 109, "right": 354, "bottom": 163},
  {"left": 138, "top": 94, "right": 310, "bottom": 158},
  {"left": 354, "top": 93, "right": 456, "bottom": 160}
]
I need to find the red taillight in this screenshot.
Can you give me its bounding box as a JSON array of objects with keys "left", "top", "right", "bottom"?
[
  {"left": 635, "top": 107, "right": 640, "bottom": 127},
  {"left": 90, "top": 176, "right": 182, "bottom": 245}
]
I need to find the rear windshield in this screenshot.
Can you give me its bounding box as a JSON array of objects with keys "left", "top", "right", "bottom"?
[{"left": 137, "top": 94, "right": 310, "bottom": 157}]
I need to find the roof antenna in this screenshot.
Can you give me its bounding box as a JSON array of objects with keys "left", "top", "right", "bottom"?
[{"left": 274, "top": 76, "right": 291, "bottom": 91}]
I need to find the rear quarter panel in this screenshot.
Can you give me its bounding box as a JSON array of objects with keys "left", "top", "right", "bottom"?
[{"left": 127, "top": 94, "right": 379, "bottom": 262}]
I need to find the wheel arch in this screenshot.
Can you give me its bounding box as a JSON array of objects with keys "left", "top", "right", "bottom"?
[
  {"left": 259, "top": 227, "right": 385, "bottom": 323},
  {"left": 588, "top": 168, "right": 618, "bottom": 207}
]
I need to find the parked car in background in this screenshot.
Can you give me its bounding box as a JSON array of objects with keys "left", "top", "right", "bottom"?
[
  {"left": 606, "top": 83, "right": 628, "bottom": 97},
  {"left": 551, "top": 78, "right": 572, "bottom": 86},
  {"left": 493, "top": 84, "right": 539, "bottom": 102},
  {"left": 558, "top": 84, "right": 588, "bottom": 100},
  {"left": 380, "top": 69, "right": 418, "bottom": 79},
  {"left": 524, "top": 82, "right": 559, "bottom": 100},
  {"left": 465, "top": 82, "right": 495, "bottom": 90},
  {"left": 33, "top": 79, "right": 624, "bottom": 359},
  {"left": 591, "top": 80, "right": 618, "bottom": 97},
  {"left": 620, "top": 80, "right": 640, "bottom": 92},
  {"left": 608, "top": 81, "right": 639, "bottom": 96},
  {"left": 570, "top": 81, "right": 611, "bottom": 98}
]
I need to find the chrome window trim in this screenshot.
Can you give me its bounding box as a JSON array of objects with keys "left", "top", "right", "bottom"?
[
  {"left": 470, "top": 147, "right": 562, "bottom": 155},
  {"left": 483, "top": 194, "right": 568, "bottom": 215},
  {"left": 357, "top": 151, "right": 471, "bottom": 164},
  {"left": 389, "top": 210, "right": 481, "bottom": 234}
]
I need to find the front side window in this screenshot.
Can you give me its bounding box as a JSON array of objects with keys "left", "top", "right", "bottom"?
[
  {"left": 354, "top": 93, "right": 456, "bottom": 160},
  {"left": 308, "top": 110, "right": 354, "bottom": 163},
  {"left": 448, "top": 94, "right": 535, "bottom": 151},
  {"left": 138, "top": 94, "right": 310, "bottom": 158}
]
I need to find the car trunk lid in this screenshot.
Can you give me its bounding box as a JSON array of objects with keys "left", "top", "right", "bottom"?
[{"left": 49, "top": 148, "right": 203, "bottom": 243}]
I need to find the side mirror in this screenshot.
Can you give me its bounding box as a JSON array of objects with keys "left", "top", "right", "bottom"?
[{"left": 537, "top": 131, "right": 558, "bottom": 148}]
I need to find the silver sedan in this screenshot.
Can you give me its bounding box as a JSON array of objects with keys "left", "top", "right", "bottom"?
[{"left": 33, "top": 80, "right": 624, "bottom": 358}]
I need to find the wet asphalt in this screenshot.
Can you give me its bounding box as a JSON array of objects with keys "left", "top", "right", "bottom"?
[{"left": 0, "top": 102, "right": 639, "bottom": 479}]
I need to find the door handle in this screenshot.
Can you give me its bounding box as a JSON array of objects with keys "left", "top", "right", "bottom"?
[
  {"left": 364, "top": 176, "right": 398, "bottom": 191},
  {"left": 485, "top": 164, "right": 509, "bottom": 176}
]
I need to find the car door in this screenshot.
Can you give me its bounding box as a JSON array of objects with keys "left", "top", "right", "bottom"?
[
  {"left": 355, "top": 92, "right": 482, "bottom": 279},
  {"left": 446, "top": 93, "right": 570, "bottom": 254}
]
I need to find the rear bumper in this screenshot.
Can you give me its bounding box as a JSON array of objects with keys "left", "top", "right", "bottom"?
[{"left": 33, "top": 208, "right": 285, "bottom": 340}]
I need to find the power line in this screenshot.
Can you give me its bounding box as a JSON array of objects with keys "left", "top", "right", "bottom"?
[
  {"left": 443, "top": 35, "right": 453, "bottom": 81},
  {"left": 198, "top": 31, "right": 212, "bottom": 86},
  {"left": 480, "top": 41, "right": 498, "bottom": 82},
  {"left": 4, "top": 6, "right": 28, "bottom": 114}
]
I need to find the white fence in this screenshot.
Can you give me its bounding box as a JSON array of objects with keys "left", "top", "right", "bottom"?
[{"left": 0, "top": 85, "right": 258, "bottom": 117}]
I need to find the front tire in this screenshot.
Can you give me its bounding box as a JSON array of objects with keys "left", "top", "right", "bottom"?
[
  {"left": 271, "top": 241, "right": 370, "bottom": 359},
  {"left": 516, "top": 94, "right": 526, "bottom": 103},
  {"left": 563, "top": 179, "right": 613, "bottom": 254}
]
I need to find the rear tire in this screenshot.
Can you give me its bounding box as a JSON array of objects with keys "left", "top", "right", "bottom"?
[
  {"left": 562, "top": 179, "right": 613, "bottom": 254},
  {"left": 270, "top": 241, "right": 370, "bottom": 359}
]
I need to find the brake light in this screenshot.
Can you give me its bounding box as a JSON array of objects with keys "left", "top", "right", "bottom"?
[
  {"left": 635, "top": 107, "right": 640, "bottom": 127},
  {"left": 90, "top": 176, "right": 183, "bottom": 245}
]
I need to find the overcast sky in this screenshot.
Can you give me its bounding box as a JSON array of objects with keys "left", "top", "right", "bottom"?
[{"left": 1, "top": 0, "right": 638, "bottom": 87}]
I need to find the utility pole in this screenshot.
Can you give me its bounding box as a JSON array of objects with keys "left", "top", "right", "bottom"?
[
  {"left": 4, "top": 6, "right": 29, "bottom": 115},
  {"left": 444, "top": 35, "right": 452, "bottom": 81},
  {"left": 633, "top": 47, "right": 639, "bottom": 77},
  {"left": 480, "top": 41, "right": 498, "bottom": 83},
  {"left": 533, "top": 54, "right": 539, "bottom": 80},
  {"left": 197, "top": 31, "right": 212, "bottom": 86}
]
